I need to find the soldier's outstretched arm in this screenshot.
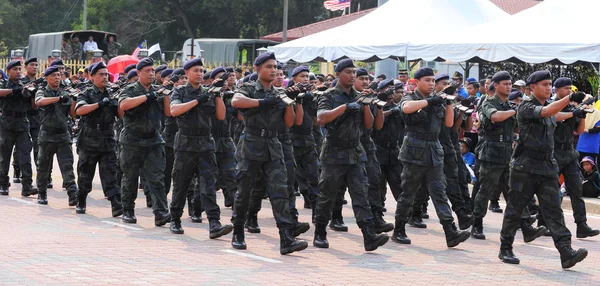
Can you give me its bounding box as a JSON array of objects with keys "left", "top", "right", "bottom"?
[
  {"left": 231, "top": 94, "right": 259, "bottom": 108},
  {"left": 284, "top": 105, "right": 295, "bottom": 128},
  {"left": 363, "top": 104, "right": 374, "bottom": 129},
  {"left": 119, "top": 95, "right": 148, "bottom": 111},
  {"left": 162, "top": 95, "right": 171, "bottom": 117},
  {"left": 374, "top": 107, "right": 384, "bottom": 130},
  {"left": 0, "top": 89, "right": 13, "bottom": 97},
  {"left": 444, "top": 103, "right": 454, "bottom": 128},
  {"left": 317, "top": 105, "right": 345, "bottom": 126},
  {"left": 215, "top": 96, "right": 225, "bottom": 121},
  {"left": 401, "top": 100, "right": 428, "bottom": 114},
  {"left": 540, "top": 95, "right": 570, "bottom": 118}
]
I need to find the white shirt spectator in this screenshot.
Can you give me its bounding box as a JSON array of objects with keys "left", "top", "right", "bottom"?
[{"left": 83, "top": 40, "right": 98, "bottom": 52}]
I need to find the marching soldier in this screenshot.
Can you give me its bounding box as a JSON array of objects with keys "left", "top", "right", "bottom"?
[
  {"left": 230, "top": 52, "right": 308, "bottom": 254},
  {"left": 117, "top": 58, "right": 171, "bottom": 226},
  {"left": 34, "top": 66, "right": 78, "bottom": 205},
  {"left": 499, "top": 70, "right": 587, "bottom": 269},
  {"left": 74, "top": 62, "right": 123, "bottom": 216},
  {"left": 313, "top": 59, "right": 389, "bottom": 251},
  {"left": 0, "top": 60, "right": 37, "bottom": 196}
]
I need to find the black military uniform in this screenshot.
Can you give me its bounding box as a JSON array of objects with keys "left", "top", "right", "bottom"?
[
  {"left": 74, "top": 62, "right": 123, "bottom": 217},
  {"left": 34, "top": 66, "right": 78, "bottom": 205},
  {"left": 117, "top": 58, "right": 170, "bottom": 226},
  {"left": 499, "top": 70, "right": 588, "bottom": 268},
  {"left": 391, "top": 67, "right": 469, "bottom": 248},
  {"left": 313, "top": 59, "right": 389, "bottom": 252}
]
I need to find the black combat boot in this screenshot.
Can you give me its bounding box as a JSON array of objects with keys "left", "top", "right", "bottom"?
[
  {"left": 498, "top": 248, "right": 520, "bottom": 264},
  {"left": 456, "top": 209, "right": 473, "bottom": 230},
  {"left": 421, "top": 204, "right": 429, "bottom": 219},
  {"left": 313, "top": 223, "right": 329, "bottom": 248},
  {"left": 75, "top": 193, "right": 87, "bottom": 214},
  {"left": 209, "top": 220, "right": 233, "bottom": 239},
  {"left": 489, "top": 201, "right": 503, "bottom": 213},
  {"left": 145, "top": 194, "right": 152, "bottom": 208},
  {"left": 122, "top": 209, "right": 137, "bottom": 223},
  {"left": 292, "top": 213, "right": 310, "bottom": 237},
  {"left": 279, "top": 228, "right": 308, "bottom": 255},
  {"left": 559, "top": 246, "right": 588, "bottom": 269},
  {"left": 191, "top": 202, "right": 203, "bottom": 223},
  {"left": 223, "top": 190, "right": 234, "bottom": 208},
  {"left": 443, "top": 221, "right": 470, "bottom": 247},
  {"left": 154, "top": 211, "right": 171, "bottom": 226},
  {"left": 576, "top": 222, "right": 600, "bottom": 238},
  {"left": 361, "top": 224, "right": 390, "bottom": 251},
  {"left": 21, "top": 186, "right": 38, "bottom": 197},
  {"left": 245, "top": 213, "right": 261, "bottom": 233},
  {"left": 329, "top": 210, "right": 348, "bottom": 232},
  {"left": 391, "top": 220, "right": 411, "bottom": 244},
  {"left": 109, "top": 194, "right": 124, "bottom": 217},
  {"left": 47, "top": 177, "right": 53, "bottom": 189},
  {"left": 37, "top": 191, "right": 48, "bottom": 205},
  {"left": 231, "top": 225, "right": 247, "bottom": 250},
  {"left": 67, "top": 191, "right": 78, "bottom": 207},
  {"left": 520, "top": 221, "right": 547, "bottom": 243},
  {"left": 470, "top": 217, "right": 486, "bottom": 239},
  {"left": 408, "top": 212, "right": 427, "bottom": 229},
  {"left": 0, "top": 185, "right": 8, "bottom": 196},
  {"left": 303, "top": 195, "right": 311, "bottom": 209},
  {"left": 170, "top": 218, "right": 184, "bottom": 234},
  {"left": 537, "top": 216, "right": 552, "bottom": 236},
  {"left": 13, "top": 169, "right": 20, "bottom": 184},
  {"left": 374, "top": 212, "right": 394, "bottom": 233}
]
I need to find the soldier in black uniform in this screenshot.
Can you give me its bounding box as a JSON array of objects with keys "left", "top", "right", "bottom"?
[
  {"left": 391, "top": 67, "right": 470, "bottom": 247},
  {"left": 547, "top": 77, "right": 599, "bottom": 238},
  {"left": 118, "top": 58, "right": 170, "bottom": 226},
  {"left": 313, "top": 59, "right": 389, "bottom": 251},
  {"left": 499, "top": 70, "right": 588, "bottom": 269},
  {"left": 34, "top": 66, "right": 78, "bottom": 205},
  {"left": 0, "top": 60, "right": 37, "bottom": 196},
  {"left": 230, "top": 52, "right": 308, "bottom": 255},
  {"left": 154, "top": 65, "right": 167, "bottom": 85},
  {"left": 74, "top": 62, "right": 123, "bottom": 216}
]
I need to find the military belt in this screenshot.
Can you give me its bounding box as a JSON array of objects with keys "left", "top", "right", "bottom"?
[
  {"left": 41, "top": 125, "right": 68, "bottom": 135},
  {"left": 178, "top": 127, "right": 211, "bottom": 137},
  {"left": 483, "top": 135, "right": 513, "bottom": 143},
  {"left": 523, "top": 148, "right": 553, "bottom": 160},
  {"left": 554, "top": 142, "right": 574, "bottom": 151},
  {"left": 127, "top": 129, "right": 157, "bottom": 139},
  {"left": 290, "top": 128, "right": 312, "bottom": 136},
  {"left": 278, "top": 132, "right": 291, "bottom": 141},
  {"left": 2, "top": 110, "right": 27, "bottom": 118},
  {"left": 373, "top": 140, "right": 396, "bottom": 148},
  {"left": 327, "top": 138, "right": 359, "bottom": 149},
  {"left": 211, "top": 128, "right": 231, "bottom": 138},
  {"left": 406, "top": 131, "right": 438, "bottom": 141},
  {"left": 245, "top": 126, "right": 279, "bottom": 138}
]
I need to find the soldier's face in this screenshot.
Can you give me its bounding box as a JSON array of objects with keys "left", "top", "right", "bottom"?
[
  {"left": 417, "top": 76, "right": 435, "bottom": 95},
  {"left": 294, "top": 71, "right": 310, "bottom": 85},
  {"left": 530, "top": 80, "right": 552, "bottom": 101},
  {"left": 256, "top": 60, "right": 277, "bottom": 82},
  {"left": 337, "top": 68, "right": 356, "bottom": 89},
  {"left": 466, "top": 84, "right": 477, "bottom": 96},
  {"left": 186, "top": 66, "right": 203, "bottom": 86},
  {"left": 273, "top": 70, "right": 284, "bottom": 87},
  {"left": 92, "top": 68, "right": 109, "bottom": 89},
  {"left": 435, "top": 79, "right": 449, "bottom": 93},
  {"left": 393, "top": 89, "right": 404, "bottom": 103},
  {"left": 46, "top": 72, "right": 61, "bottom": 88},
  {"left": 227, "top": 72, "right": 236, "bottom": 86},
  {"left": 138, "top": 66, "right": 155, "bottom": 86},
  {"left": 495, "top": 80, "right": 512, "bottom": 97},
  {"left": 8, "top": 66, "right": 21, "bottom": 81},
  {"left": 484, "top": 79, "right": 491, "bottom": 90},
  {"left": 398, "top": 74, "right": 408, "bottom": 82},
  {"left": 354, "top": 75, "right": 369, "bottom": 92},
  {"left": 26, "top": 62, "right": 38, "bottom": 75},
  {"left": 556, "top": 85, "right": 572, "bottom": 99}
]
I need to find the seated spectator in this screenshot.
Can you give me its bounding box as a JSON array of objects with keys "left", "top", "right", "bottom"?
[
  {"left": 581, "top": 156, "right": 600, "bottom": 198},
  {"left": 460, "top": 138, "right": 476, "bottom": 183}
]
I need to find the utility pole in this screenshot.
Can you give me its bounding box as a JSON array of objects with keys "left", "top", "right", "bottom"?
[
  {"left": 83, "top": 0, "right": 87, "bottom": 30},
  {"left": 282, "top": 0, "right": 289, "bottom": 42}
]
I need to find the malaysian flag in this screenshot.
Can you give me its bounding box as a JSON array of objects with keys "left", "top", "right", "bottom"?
[
  {"left": 131, "top": 40, "right": 147, "bottom": 58},
  {"left": 324, "top": 0, "right": 350, "bottom": 11}
]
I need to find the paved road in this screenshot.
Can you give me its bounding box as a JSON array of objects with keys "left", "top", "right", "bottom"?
[{"left": 1, "top": 160, "right": 599, "bottom": 285}]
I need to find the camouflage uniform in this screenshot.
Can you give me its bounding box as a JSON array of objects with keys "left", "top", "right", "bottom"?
[
  {"left": 71, "top": 41, "right": 83, "bottom": 61},
  {"left": 61, "top": 44, "right": 73, "bottom": 61},
  {"left": 372, "top": 105, "right": 404, "bottom": 202},
  {"left": 213, "top": 93, "right": 237, "bottom": 205},
  {"left": 12, "top": 77, "right": 41, "bottom": 180},
  {"left": 107, "top": 42, "right": 122, "bottom": 59}
]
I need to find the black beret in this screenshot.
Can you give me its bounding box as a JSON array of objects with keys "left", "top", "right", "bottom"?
[
  {"left": 171, "top": 68, "right": 185, "bottom": 79},
  {"left": 127, "top": 69, "right": 138, "bottom": 80},
  {"left": 84, "top": 67, "right": 89, "bottom": 73},
  {"left": 286, "top": 80, "right": 295, "bottom": 88},
  {"left": 292, "top": 66, "right": 310, "bottom": 77},
  {"left": 508, "top": 90, "right": 523, "bottom": 101},
  {"left": 249, "top": 72, "right": 258, "bottom": 81},
  {"left": 378, "top": 78, "right": 394, "bottom": 90},
  {"left": 210, "top": 67, "right": 226, "bottom": 79},
  {"left": 183, "top": 58, "right": 203, "bottom": 70},
  {"left": 49, "top": 59, "right": 64, "bottom": 67},
  {"left": 331, "top": 79, "right": 338, "bottom": 87},
  {"left": 554, "top": 77, "right": 572, "bottom": 88},
  {"left": 452, "top": 71, "right": 463, "bottom": 79},
  {"left": 225, "top": 67, "right": 234, "bottom": 73},
  {"left": 202, "top": 73, "right": 211, "bottom": 80},
  {"left": 124, "top": 64, "right": 136, "bottom": 74},
  {"left": 24, "top": 57, "right": 38, "bottom": 65},
  {"left": 160, "top": 68, "right": 174, "bottom": 79},
  {"left": 334, "top": 59, "right": 355, "bottom": 73},
  {"left": 155, "top": 64, "right": 167, "bottom": 74},
  {"left": 527, "top": 70, "right": 552, "bottom": 85},
  {"left": 377, "top": 74, "right": 386, "bottom": 80},
  {"left": 276, "top": 62, "right": 284, "bottom": 70},
  {"left": 44, "top": 66, "right": 60, "bottom": 77},
  {"left": 434, "top": 73, "right": 449, "bottom": 83},
  {"left": 489, "top": 82, "right": 496, "bottom": 92},
  {"left": 491, "top": 71, "right": 511, "bottom": 83},
  {"left": 309, "top": 73, "right": 316, "bottom": 81},
  {"left": 241, "top": 75, "right": 250, "bottom": 83},
  {"left": 254, "top": 52, "right": 276, "bottom": 66},
  {"left": 90, "top": 62, "right": 107, "bottom": 76},
  {"left": 235, "top": 67, "right": 243, "bottom": 73},
  {"left": 136, "top": 57, "right": 154, "bottom": 71},
  {"left": 414, "top": 67, "right": 434, "bottom": 80},
  {"left": 394, "top": 80, "right": 404, "bottom": 90},
  {"left": 6, "top": 60, "right": 21, "bottom": 70},
  {"left": 356, "top": 68, "right": 368, "bottom": 77}
]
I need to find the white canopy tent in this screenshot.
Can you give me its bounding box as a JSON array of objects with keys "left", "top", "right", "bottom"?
[
  {"left": 409, "top": 0, "right": 600, "bottom": 64},
  {"left": 269, "top": 0, "right": 509, "bottom": 63}
]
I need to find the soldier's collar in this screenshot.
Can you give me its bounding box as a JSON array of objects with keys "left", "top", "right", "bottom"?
[
  {"left": 255, "top": 80, "right": 273, "bottom": 92},
  {"left": 529, "top": 95, "right": 548, "bottom": 106},
  {"left": 334, "top": 84, "right": 357, "bottom": 97},
  {"left": 185, "top": 82, "right": 202, "bottom": 92}
]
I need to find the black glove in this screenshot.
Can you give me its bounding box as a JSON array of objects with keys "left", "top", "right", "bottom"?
[
  {"left": 316, "top": 85, "right": 328, "bottom": 92},
  {"left": 213, "top": 79, "right": 224, "bottom": 88},
  {"left": 60, "top": 94, "right": 70, "bottom": 104},
  {"left": 509, "top": 102, "right": 519, "bottom": 112},
  {"left": 573, "top": 109, "right": 587, "bottom": 118},
  {"left": 258, "top": 96, "right": 278, "bottom": 108},
  {"left": 286, "top": 88, "right": 300, "bottom": 100},
  {"left": 301, "top": 93, "right": 314, "bottom": 102},
  {"left": 391, "top": 106, "right": 402, "bottom": 115},
  {"left": 11, "top": 86, "right": 23, "bottom": 97},
  {"left": 426, "top": 96, "right": 445, "bottom": 106},
  {"left": 98, "top": 97, "right": 111, "bottom": 108},
  {"left": 146, "top": 92, "right": 158, "bottom": 102},
  {"left": 569, "top": 92, "right": 585, "bottom": 103},
  {"left": 346, "top": 102, "right": 361, "bottom": 112},
  {"left": 196, "top": 93, "right": 210, "bottom": 104},
  {"left": 460, "top": 99, "right": 471, "bottom": 107},
  {"left": 588, "top": 127, "right": 600, "bottom": 134}
]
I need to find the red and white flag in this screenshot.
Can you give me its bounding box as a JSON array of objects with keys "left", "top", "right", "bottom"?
[{"left": 324, "top": 0, "right": 350, "bottom": 11}]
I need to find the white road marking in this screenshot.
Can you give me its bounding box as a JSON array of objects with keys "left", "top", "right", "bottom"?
[
  {"left": 221, "top": 249, "right": 282, "bottom": 264},
  {"left": 101, "top": 220, "right": 144, "bottom": 231},
  {"left": 8, "top": 197, "right": 37, "bottom": 205}
]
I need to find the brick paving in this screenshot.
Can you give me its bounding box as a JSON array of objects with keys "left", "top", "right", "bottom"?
[{"left": 0, "top": 159, "right": 599, "bottom": 285}]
